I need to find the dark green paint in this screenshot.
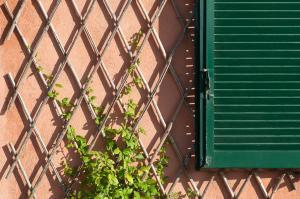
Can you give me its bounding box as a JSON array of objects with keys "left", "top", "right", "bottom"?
[
  {"left": 194, "top": 0, "right": 206, "bottom": 169},
  {"left": 195, "top": 0, "right": 300, "bottom": 168}
]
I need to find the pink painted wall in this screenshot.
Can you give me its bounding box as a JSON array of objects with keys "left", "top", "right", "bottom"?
[{"left": 0, "top": 0, "right": 300, "bottom": 198}]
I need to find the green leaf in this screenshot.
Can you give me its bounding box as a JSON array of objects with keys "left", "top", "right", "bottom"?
[
  {"left": 129, "top": 64, "right": 137, "bottom": 74},
  {"left": 187, "top": 188, "right": 197, "bottom": 198},
  {"left": 125, "top": 99, "right": 137, "bottom": 119},
  {"left": 64, "top": 163, "right": 76, "bottom": 177},
  {"left": 108, "top": 173, "right": 119, "bottom": 185},
  {"left": 138, "top": 127, "right": 145, "bottom": 134},
  {"left": 113, "top": 148, "right": 121, "bottom": 155},
  {"left": 55, "top": 83, "right": 63, "bottom": 88},
  {"left": 62, "top": 112, "right": 72, "bottom": 121},
  {"left": 86, "top": 87, "right": 94, "bottom": 95},
  {"left": 48, "top": 92, "right": 54, "bottom": 98},
  {"left": 48, "top": 90, "right": 59, "bottom": 99},
  {"left": 136, "top": 58, "right": 141, "bottom": 65},
  {"left": 106, "top": 139, "right": 115, "bottom": 151},
  {"left": 95, "top": 117, "right": 101, "bottom": 125},
  {"left": 133, "top": 77, "right": 143, "bottom": 88},
  {"left": 37, "top": 66, "right": 44, "bottom": 72},
  {"left": 61, "top": 97, "right": 72, "bottom": 108},
  {"left": 122, "top": 85, "right": 132, "bottom": 96},
  {"left": 94, "top": 106, "right": 104, "bottom": 115},
  {"left": 125, "top": 173, "right": 134, "bottom": 184},
  {"left": 133, "top": 191, "right": 141, "bottom": 199},
  {"left": 135, "top": 154, "right": 144, "bottom": 160},
  {"left": 89, "top": 96, "right": 96, "bottom": 103}
]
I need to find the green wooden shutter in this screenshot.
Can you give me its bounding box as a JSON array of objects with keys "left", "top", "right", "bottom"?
[{"left": 196, "top": 0, "right": 300, "bottom": 168}]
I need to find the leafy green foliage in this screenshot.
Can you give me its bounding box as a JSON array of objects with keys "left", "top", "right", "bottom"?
[
  {"left": 45, "top": 31, "right": 169, "bottom": 198},
  {"left": 48, "top": 90, "right": 59, "bottom": 100},
  {"left": 85, "top": 87, "right": 105, "bottom": 126},
  {"left": 65, "top": 118, "right": 163, "bottom": 198},
  {"left": 125, "top": 34, "right": 145, "bottom": 92},
  {"left": 121, "top": 58, "right": 144, "bottom": 97},
  {"left": 168, "top": 192, "right": 183, "bottom": 199},
  {"left": 133, "top": 76, "right": 143, "bottom": 88},
  {"left": 36, "top": 65, "right": 62, "bottom": 101},
  {"left": 154, "top": 146, "right": 169, "bottom": 184},
  {"left": 124, "top": 99, "right": 138, "bottom": 121},
  {"left": 43, "top": 73, "right": 54, "bottom": 86},
  {"left": 94, "top": 106, "right": 104, "bottom": 125},
  {"left": 58, "top": 97, "right": 74, "bottom": 121},
  {"left": 187, "top": 188, "right": 197, "bottom": 199},
  {"left": 122, "top": 84, "right": 132, "bottom": 96},
  {"left": 39, "top": 65, "right": 73, "bottom": 120},
  {"left": 129, "top": 30, "right": 144, "bottom": 52}
]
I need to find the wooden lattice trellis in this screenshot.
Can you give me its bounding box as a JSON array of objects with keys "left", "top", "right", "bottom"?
[{"left": 1, "top": 0, "right": 300, "bottom": 198}]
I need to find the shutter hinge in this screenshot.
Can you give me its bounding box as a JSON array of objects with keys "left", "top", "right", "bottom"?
[{"left": 200, "top": 68, "right": 210, "bottom": 100}]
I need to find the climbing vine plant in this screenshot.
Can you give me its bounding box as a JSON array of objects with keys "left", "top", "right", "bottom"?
[{"left": 43, "top": 31, "right": 169, "bottom": 199}]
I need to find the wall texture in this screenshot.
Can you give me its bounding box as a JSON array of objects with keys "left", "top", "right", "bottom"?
[{"left": 0, "top": 0, "right": 300, "bottom": 198}]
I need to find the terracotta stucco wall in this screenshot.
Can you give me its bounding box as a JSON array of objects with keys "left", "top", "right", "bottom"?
[{"left": 0, "top": 0, "right": 300, "bottom": 198}]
